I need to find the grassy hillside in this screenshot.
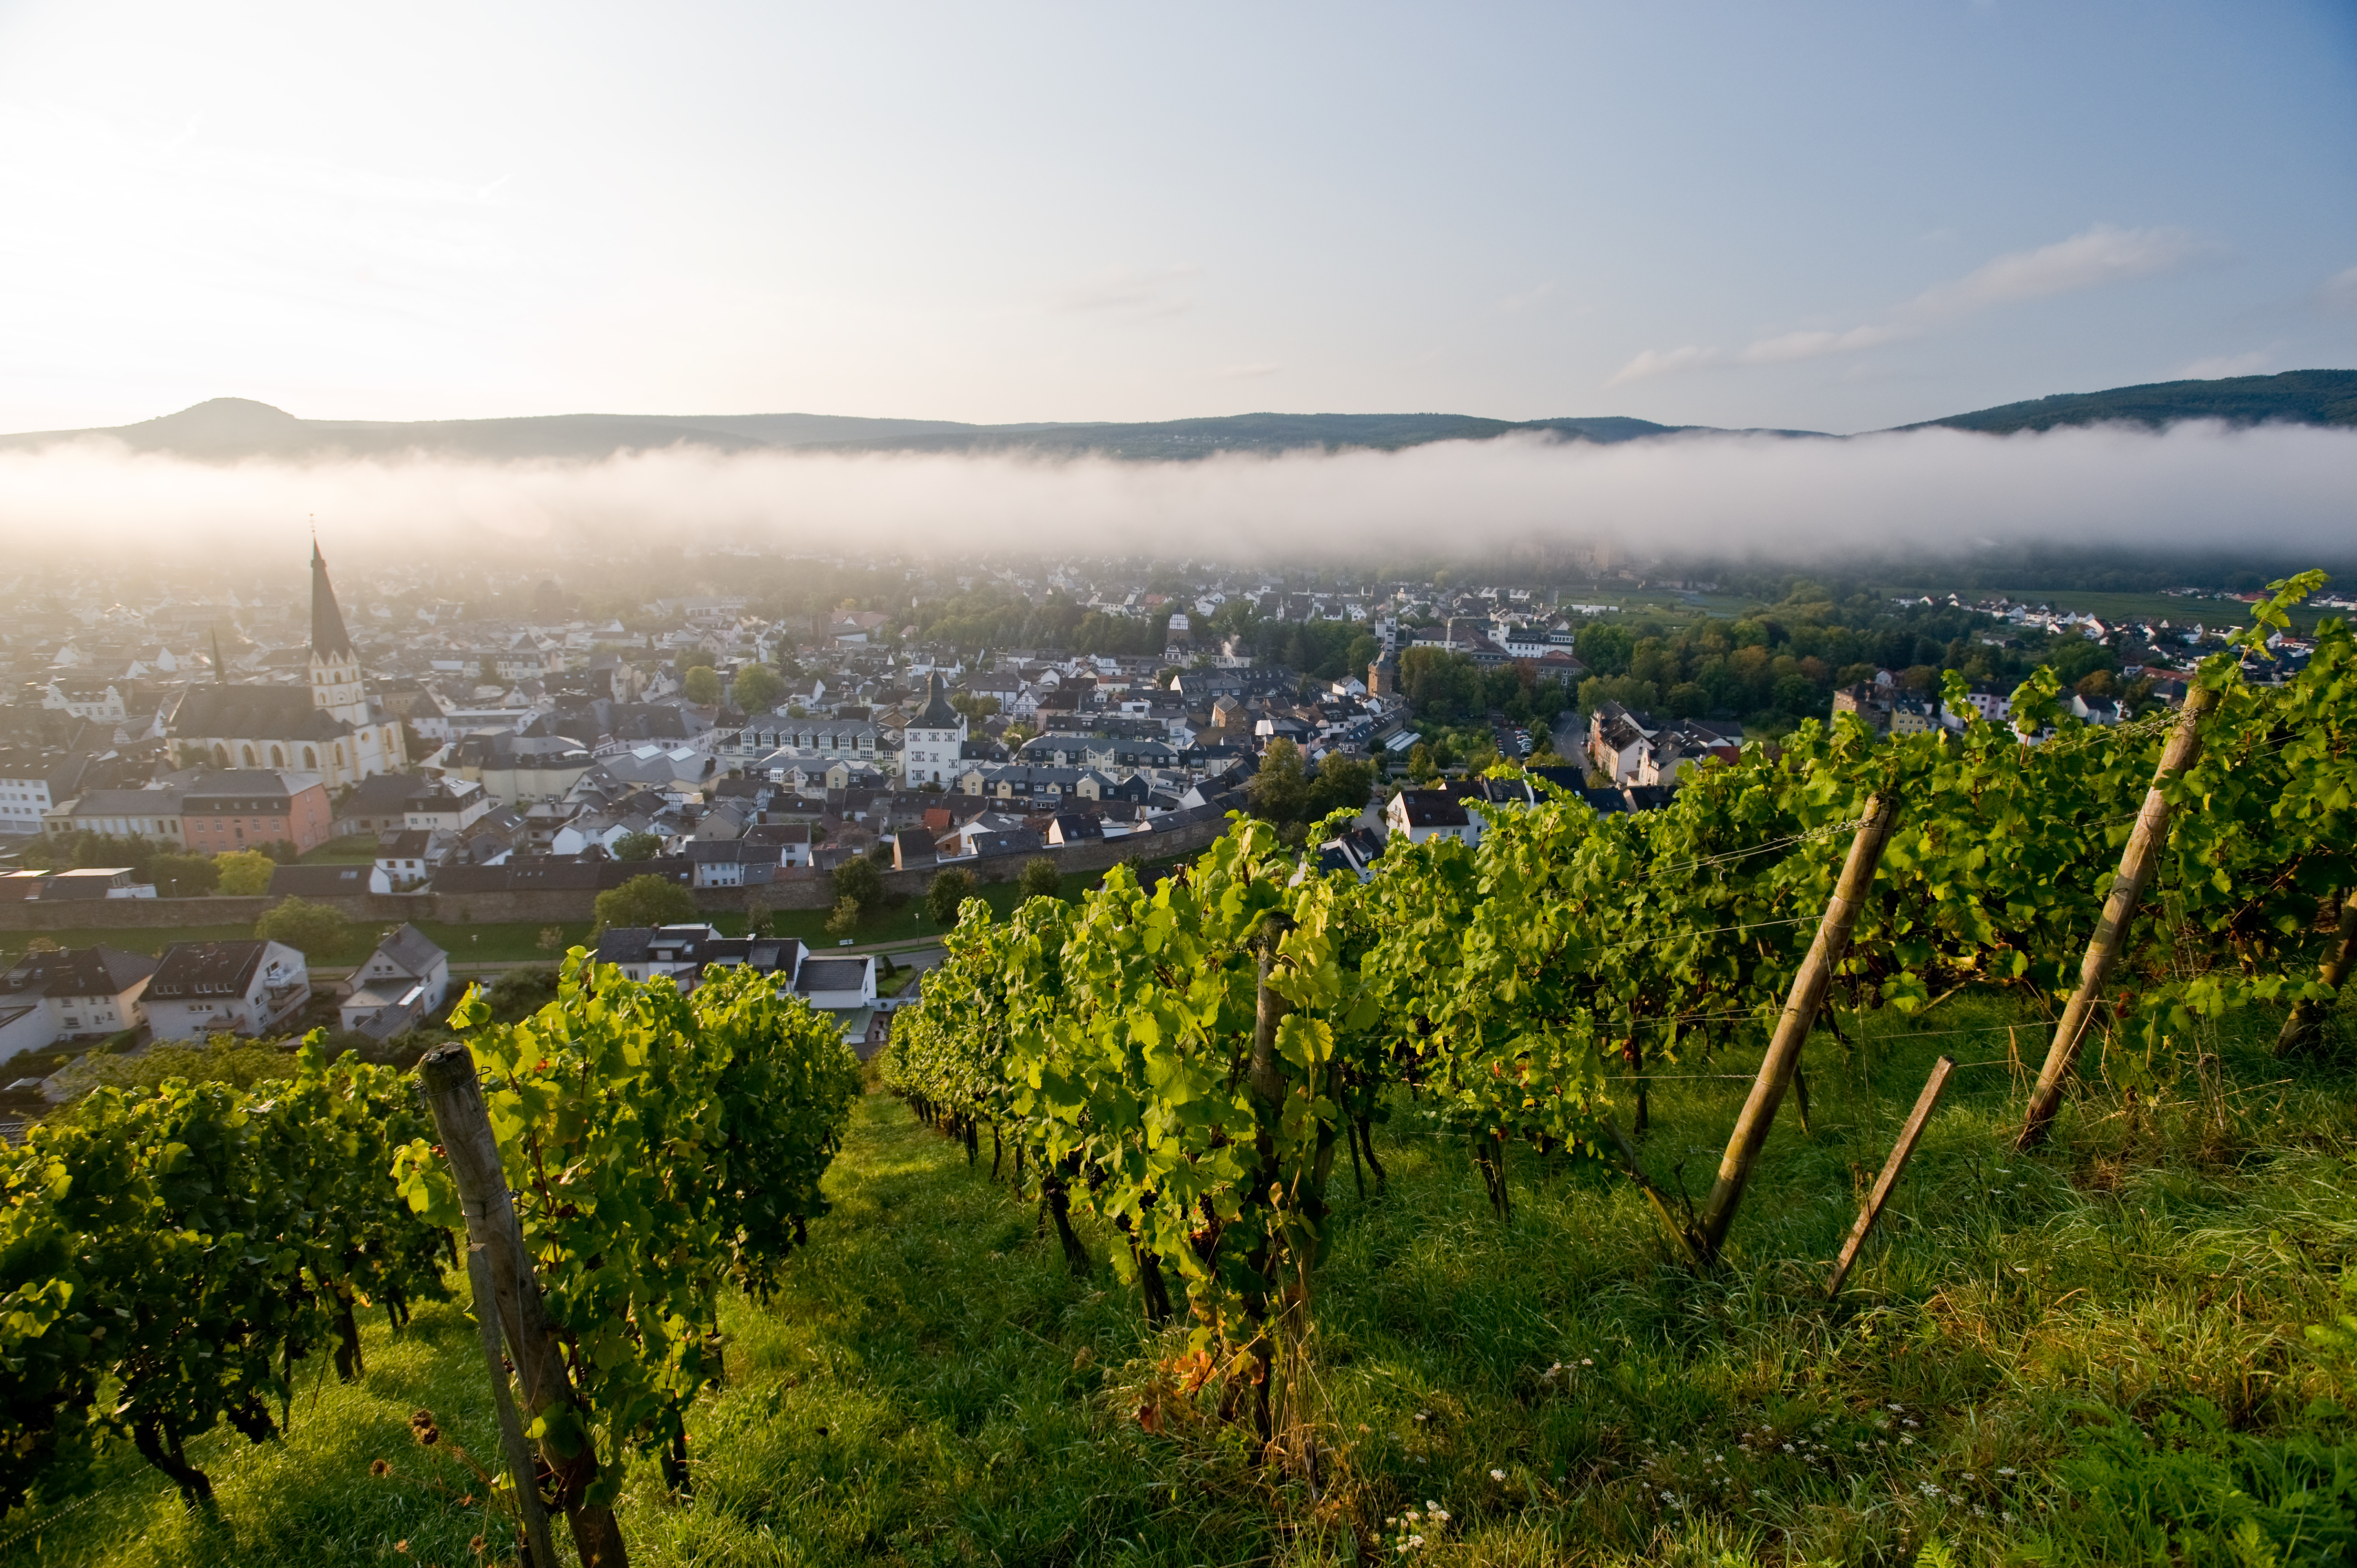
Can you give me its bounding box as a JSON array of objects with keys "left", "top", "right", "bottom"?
[
  {"left": 11, "top": 996, "right": 2355, "bottom": 1566},
  {"left": 1912, "top": 369, "right": 2357, "bottom": 435}
]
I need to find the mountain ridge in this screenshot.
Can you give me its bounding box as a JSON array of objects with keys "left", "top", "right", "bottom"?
[{"left": 3, "top": 370, "right": 2348, "bottom": 464}]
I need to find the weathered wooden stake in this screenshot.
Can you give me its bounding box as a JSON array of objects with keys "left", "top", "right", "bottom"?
[
  {"left": 2018, "top": 686, "right": 2220, "bottom": 1148},
  {"left": 418, "top": 1044, "right": 629, "bottom": 1568},
  {"left": 1824, "top": 1055, "right": 1954, "bottom": 1298},
  {"left": 1693, "top": 792, "right": 1900, "bottom": 1266},
  {"left": 2277, "top": 894, "right": 2357, "bottom": 1058},
  {"left": 465, "top": 1245, "right": 558, "bottom": 1568}
]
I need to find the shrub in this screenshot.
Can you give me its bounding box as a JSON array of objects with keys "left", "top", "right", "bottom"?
[
  {"left": 254, "top": 896, "right": 351, "bottom": 959},
  {"left": 212, "top": 849, "right": 276, "bottom": 896},
  {"left": 612, "top": 831, "right": 663, "bottom": 862},
  {"left": 1018, "top": 857, "right": 1062, "bottom": 900},
  {"left": 925, "top": 867, "right": 976, "bottom": 926},
  {"left": 593, "top": 873, "right": 696, "bottom": 932}
]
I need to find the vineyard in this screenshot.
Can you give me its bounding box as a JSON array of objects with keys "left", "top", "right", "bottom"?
[{"left": 3, "top": 576, "right": 2356, "bottom": 1566}]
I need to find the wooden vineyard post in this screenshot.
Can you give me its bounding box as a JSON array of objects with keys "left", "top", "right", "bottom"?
[
  {"left": 464, "top": 1245, "right": 558, "bottom": 1568},
  {"left": 418, "top": 1044, "right": 630, "bottom": 1568},
  {"left": 1824, "top": 1055, "right": 1954, "bottom": 1298},
  {"left": 2018, "top": 685, "right": 2220, "bottom": 1148},
  {"left": 1692, "top": 792, "right": 1900, "bottom": 1267},
  {"left": 2277, "top": 895, "right": 2357, "bottom": 1058}
]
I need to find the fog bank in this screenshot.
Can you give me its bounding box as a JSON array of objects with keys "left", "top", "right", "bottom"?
[{"left": 0, "top": 420, "right": 2346, "bottom": 569}]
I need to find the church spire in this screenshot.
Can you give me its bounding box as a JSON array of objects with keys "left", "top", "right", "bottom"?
[{"left": 310, "top": 539, "right": 354, "bottom": 662}]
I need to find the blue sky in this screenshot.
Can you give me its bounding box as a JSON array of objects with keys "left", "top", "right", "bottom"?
[{"left": 1, "top": 0, "right": 2351, "bottom": 433}]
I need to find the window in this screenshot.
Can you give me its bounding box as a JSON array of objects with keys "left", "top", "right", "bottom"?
[{"left": 241, "top": 745, "right": 257, "bottom": 767}]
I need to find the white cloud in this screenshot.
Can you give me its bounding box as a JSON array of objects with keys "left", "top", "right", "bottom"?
[
  {"left": 1607, "top": 345, "right": 1721, "bottom": 385},
  {"left": 2178, "top": 350, "right": 2270, "bottom": 379},
  {"left": 1907, "top": 224, "right": 2199, "bottom": 316},
  {"left": 1685, "top": 225, "right": 2204, "bottom": 379},
  {"left": 1737, "top": 324, "right": 1907, "bottom": 365},
  {"left": 3, "top": 421, "right": 2349, "bottom": 570}
]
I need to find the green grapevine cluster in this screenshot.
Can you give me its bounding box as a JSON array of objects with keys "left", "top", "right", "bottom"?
[
  {"left": 397, "top": 953, "right": 862, "bottom": 1498},
  {"left": 0, "top": 1038, "right": 450, "bottom": 1511},
  {"left": 883, "top": 578, "right": 2356, "bottom": 1344}
]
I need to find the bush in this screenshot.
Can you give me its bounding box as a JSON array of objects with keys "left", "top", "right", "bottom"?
[
  {"left": 254, "top": 896, "right": 351, "bottom": 958},
  {"left": 212, "top": 849, "right": 276, "bottom": 896},
  {"left": 683, "top": 666, "right": 723, "bottom": 705},
  {"left": 478, "top": 966, "right": 560, "bottom": 1024},
  {"left": 831, "top": 855, "right": 884, "bottom": 921},
  {"left": 925, "top": 867, "right": 976, "bottom": 926},
  {"left": 1018, "top": 857, "right": 1062, "bottom": 900},
  {"left": 149, "top": 853, "right": 219, "bottom": 898},
  {"left": 825, "top": 895, "right": 863, "bottom": 940},
  {"left": 85, "top": 1035, "right": 297, "bottom": 1095},
  {"left": 593, "top": 873, "right": 697, "bottom": 932},
  {"left": 612, "top": 831, "right": 663, "bottom": 862}
]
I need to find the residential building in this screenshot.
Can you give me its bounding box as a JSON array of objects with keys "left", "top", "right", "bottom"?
[
  {"left": 55, "top": 787, "right": 188, "bottom": 846},
  {"left": 144, "top": 940, "right": 310, "bottom": 1040},
  {"left": 338, "top": 925, "right": 451, "bottom": 1040},
  {"left": 900, "top": 672, "right": 968, "bottom": 788},
  {"left": 0, "top": 946, "right": 157, "bottom": 1052},
  {"left": 1385, "top": 788, "right": 1480, "bottom": 846},
  {"left": 178, "top": 770, "right": 336, "bottom": 855}
]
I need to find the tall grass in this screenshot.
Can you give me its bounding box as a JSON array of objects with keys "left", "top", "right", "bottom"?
[{"left": 7, "top": 997, "right": 2355, "bottom": 1566}]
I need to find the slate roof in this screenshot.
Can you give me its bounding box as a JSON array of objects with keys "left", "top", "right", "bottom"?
[
  {"left": 912, "top": 673, "right": 963, "bottom": 730},
  {"left": 368, "top": 923, "right": 445, "bottom": 977},
  {"left": 148, "top": 940, "right": 271, "bottom": 998},
  {"left": 794, "top": 957, "right": 870, "bottom": 994},
  {"left": 2, "top": 946, "right": 156, "bottom": 1000},
  {"left": 169, "top": 684, "right": 352, "bottom": 742},
  {"left": 310, "top": 541, "right": 355, "bottom": 661}
]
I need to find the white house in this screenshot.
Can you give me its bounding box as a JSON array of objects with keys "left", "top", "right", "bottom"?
[
  {"left": 339, "top": 924, "right": 451, "bottom": 1040},
  {"left": 794, "top": 955, "right": 877, "bottom": 1010},
  {"left": 900, "top": 672, "right": 968, "bottom": 788},
  {"left": 144, "top": 940, "right": 310, "bottom": 1040},
  {"left": 1385, "top": 788, "right": 1481, "bottom": 847},
  {"left": 0, "top": 946, "right": 157, "bottom": 1056}
]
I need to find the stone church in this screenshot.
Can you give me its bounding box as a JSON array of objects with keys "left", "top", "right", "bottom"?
[{"left": 167, "top": 543, "right": 408, "bottom": 789}]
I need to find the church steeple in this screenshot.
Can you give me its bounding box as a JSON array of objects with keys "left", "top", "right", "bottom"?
[{"left": 310, "top": 540, "right": 354, "bottom": 662}]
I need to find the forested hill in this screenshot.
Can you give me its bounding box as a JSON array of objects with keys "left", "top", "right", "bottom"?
[
  {"left": 1905, "top": 369, "right": 2357, "bottom": 435},
  {"left": 2, "top": 370, "right": 2348, "bottom": 462}
]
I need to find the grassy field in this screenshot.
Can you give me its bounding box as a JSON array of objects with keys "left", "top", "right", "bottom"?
[{"left": 8, "top": 995, "right": 2356, "bottom": 1566}]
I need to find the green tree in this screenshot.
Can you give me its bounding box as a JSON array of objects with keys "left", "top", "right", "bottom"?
[
  {"left": 1018, "top": 857, "right": 1062, "bottom": 900},
  {"left": 830, "top": 854, "right": 884, "bottom": 921},
  {"left": 925, "top": 866, "right": 976, "bottom": 926},
  {"left": 254, "top": 896, "right": 351, "bottom": 959},
  {"left": 682, "top": 666, "right": 724, "bottom": 706},
  {"left": 212, "top": 849, "right": 277, "bottom": 896},
  {"left": 149, "top": 853, "right": 219, "bottom": 899},
  {"left": 729, "top": 663, "right": 786, "bottom": 713},
  {"left": 1247, "top": 736, "right": 1313, "bottom": 825},
  {"left": 593, "top": 873, "right": 697, "bottom": 932},
  {"left": 1407, "top": 742, "right": 1439, "bottom": 784},
  {"left": 825, "top": 895, "right": 863, "bottom": 939},
  {"left": 612, "top": 830, "right": 663, "bottom": 862},
  {"left": 1576, "top": 622, "right": 1635, "bottom": 676},
  {"left": 1309, "top": 751, "right": 1376, "bottom": 819}
]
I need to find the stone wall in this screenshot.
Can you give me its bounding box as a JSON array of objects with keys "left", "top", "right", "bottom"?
[{"left": 0, "top": 810, "right": 1241, "bottom": 934}]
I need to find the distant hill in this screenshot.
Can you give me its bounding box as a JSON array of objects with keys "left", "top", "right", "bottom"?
[
  {"left": 2, "top": 371, "right": 2348, "bottom": 463},
  {"left": 1904, "top": 370, "right": 2357, "bottom": 435}
]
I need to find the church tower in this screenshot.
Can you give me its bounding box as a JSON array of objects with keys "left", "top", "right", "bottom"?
[{"left": 308, "top": 540, "right": 368, "bottom": 724}]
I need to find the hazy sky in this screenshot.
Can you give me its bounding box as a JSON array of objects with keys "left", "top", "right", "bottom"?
[{"left": 3, "top": 1, "right": 2352, "bottom": 435}]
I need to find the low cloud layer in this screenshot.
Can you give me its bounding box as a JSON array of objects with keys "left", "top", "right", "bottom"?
[{"left": 1, "top": 419, "right": 2348, "bottom": 572}]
